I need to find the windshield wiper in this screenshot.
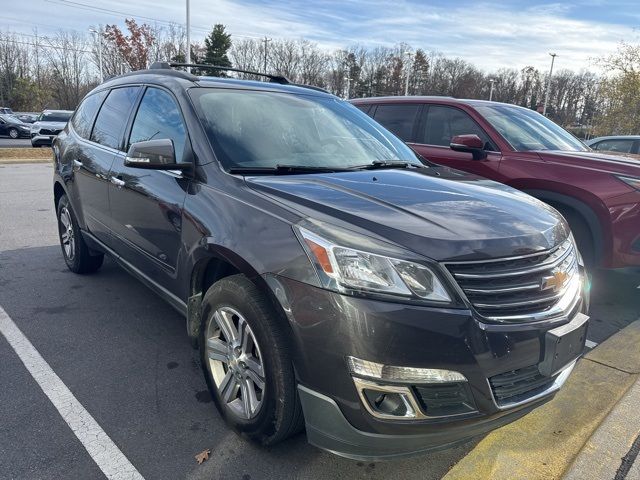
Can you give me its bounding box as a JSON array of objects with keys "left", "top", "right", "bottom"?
[
  {"left": 350, "top": 160, "right": 424, "bottom": 171},
  {"left": 228, "top": 164, "right": 352, "bottom": 175}
]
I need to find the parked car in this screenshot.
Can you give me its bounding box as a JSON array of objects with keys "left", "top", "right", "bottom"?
[
  {"left": 0, "top": 107, "right": 14, "bottom": 114},
  {"left": 53, "top": 64, "right": 589, "bottom": 460},
  {"left": 586, "top": 136, "right": 640, "bottom": 155},
  {"left": 31, "top": 109, "right": 73, "bottom": 147},
  {"left": 351, "top": 97, "right": 640, "bottom": 269},
  {"left": 0, "top": 114, "right": 31, "bottom": 139},
  {"left": 13, "top": 112, "right": 39, "bottom": 124}
]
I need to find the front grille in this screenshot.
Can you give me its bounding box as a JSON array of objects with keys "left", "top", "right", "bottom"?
[
  {"left": 489, "top": 365, "right": 555, "bottom": 406},
  {"left": 445, "top": 239, "right": 579, "bottom": 321},
  {"left": 40, "top": 128, "right": 61, "bottom": 136},
  {"left": 414, "top": 383, "right": 477, "bottom": 417}
]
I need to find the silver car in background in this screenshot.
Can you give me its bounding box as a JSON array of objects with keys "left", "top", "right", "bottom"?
[{"left": 31, "top": 110, "right": 73, "bottom": 147}]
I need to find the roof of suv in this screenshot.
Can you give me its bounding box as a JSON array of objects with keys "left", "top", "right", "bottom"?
[
  {"left": 350, "top": 96, "right": 522, "bottom": 109},
  {"left": 100, "top": 68, "right": 334, "bottom": 98}
]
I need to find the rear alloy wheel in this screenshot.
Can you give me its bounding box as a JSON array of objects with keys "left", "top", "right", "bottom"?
[
  {"left": 200, "top": 274, "right": 304, "bottom": 445},
  {"left": 56, "top": 194, "right": 104, "bottom": 274},
  {"left": 8, "top": 128, "right": 18, "bottom": 139}
]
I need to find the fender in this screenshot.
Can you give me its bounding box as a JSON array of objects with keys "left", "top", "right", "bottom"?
[{"left": 522, "top": 188, "right": 605, "bottom": 264}]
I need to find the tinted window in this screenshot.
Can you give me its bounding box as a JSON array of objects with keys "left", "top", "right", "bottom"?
[
  {"left": 593, "top": 139, "right": 635, "bottom": 153},
  {"left": 190, "top": 89, "right": 421, "bottom": 169},
  {"left": 421, "top": 105, "right": 492, "bottom": 148},
  {"left": 129, "top": 88, "right": 187, "bottom": 161},
  {"left": 71, "top": 91, "right": 107, "bottom": 140},
  {"left": 373, "top": 104, "right": 420, "bottom": 141},
  {"left": 91, "top": 87, "right": 140, "bottom": 150}
]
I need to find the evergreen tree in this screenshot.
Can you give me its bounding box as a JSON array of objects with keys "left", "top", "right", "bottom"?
[{"left": 203, "top": 24, "right": 232, "bottom": 76}]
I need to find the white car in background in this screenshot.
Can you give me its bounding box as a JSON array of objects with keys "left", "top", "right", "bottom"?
[{"left": 31, "top": 110, "right": 73, "bottom": 147}]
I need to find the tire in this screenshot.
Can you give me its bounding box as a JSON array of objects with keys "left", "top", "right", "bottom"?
[
  {"left": 556, "top": 206, "right": 596, "bottom": 268},
  {"left": 8, "top": 128, "right": 18, "bottom": 139},
  {"left": 56, "top": 194, "right": 104, "bottom": 274},
  {"left": 199, "top": 274, "right": 303, "bottom": 445}
]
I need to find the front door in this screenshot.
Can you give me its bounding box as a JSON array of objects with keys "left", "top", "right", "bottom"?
[
  {"left": 107, "top": 86, "right": 190, "bottom": 288},
  {"left": 411, "top": 104, "right": 505, "bottom": 181}
]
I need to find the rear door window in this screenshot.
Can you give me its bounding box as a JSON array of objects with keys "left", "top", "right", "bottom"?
[
  {"left": 71, "top": 91, "right": 107, "bottom": 140},
  {"left": 90, "top": 87, "right": 141, "bottom": 150},
  {"left": 128, "top": 87, "right": 187, "bottom": 161},
  {"left": 420, "top": 105, "right": 495, "bottom": 149},
  {"left": 372, "top": 104, "right": 420, "bottom": 142}
]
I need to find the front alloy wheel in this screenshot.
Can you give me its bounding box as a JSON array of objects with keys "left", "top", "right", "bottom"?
[
  {"left": 206, "top": 306, "right": 266, "bottom": 419},
  {"left": 8, "top": 128, "right": 18, "bottom": 139}
]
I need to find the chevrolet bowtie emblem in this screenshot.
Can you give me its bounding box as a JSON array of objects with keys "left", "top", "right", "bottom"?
[{"left": 540, "top": 270, "right": 569, "bottom": 293}]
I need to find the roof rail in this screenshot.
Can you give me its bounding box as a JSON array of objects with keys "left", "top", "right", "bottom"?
[{"left": 150, "top": 62, "right": 291, "bottom": 85}]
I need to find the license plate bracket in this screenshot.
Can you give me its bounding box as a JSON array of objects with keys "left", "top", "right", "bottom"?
[{"left": 538, "top": 313, "right": 588, "bottom": 377}]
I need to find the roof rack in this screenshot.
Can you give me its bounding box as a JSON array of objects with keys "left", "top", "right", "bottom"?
[{"left": 150, "top": 62, "right": 290, "bottom": 85}]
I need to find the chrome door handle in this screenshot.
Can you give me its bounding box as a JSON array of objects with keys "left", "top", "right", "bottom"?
[
  {"left": 110, "top": 176, "right": 125, "bottom": 187},
  {"left": 72, "top": 159, "right": 82, "bottom": 168}
]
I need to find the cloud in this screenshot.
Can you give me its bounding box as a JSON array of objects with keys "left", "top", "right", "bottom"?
[{"left": 2, "top": 0, "right": 638, "bottom": 72}]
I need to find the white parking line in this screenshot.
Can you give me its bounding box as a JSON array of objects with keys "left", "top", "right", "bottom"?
[{"left": 0, "top": 305, "right": 145, "bottom": 480}]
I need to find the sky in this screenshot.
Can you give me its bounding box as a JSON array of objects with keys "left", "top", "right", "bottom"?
[{"left": 2, "top": 0, "right": 639, "bottom": 72}]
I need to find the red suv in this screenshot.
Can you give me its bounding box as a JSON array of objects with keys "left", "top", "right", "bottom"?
[{"left": 351, "top": 97, "right": 640, "bottom": 269}]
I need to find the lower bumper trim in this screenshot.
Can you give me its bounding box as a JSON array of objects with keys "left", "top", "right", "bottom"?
[{"left": 298, "top": 384, "right": 546, "bottom": 460}]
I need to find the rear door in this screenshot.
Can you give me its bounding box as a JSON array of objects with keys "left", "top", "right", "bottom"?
[
  {"left": 411, "top": 104, "right": 504, "bottom": 180},
  {"left": 107, "top": 86, "right": 190, "bottom": 288}
]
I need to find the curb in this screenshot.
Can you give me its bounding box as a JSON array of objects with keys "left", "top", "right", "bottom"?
[
  {"left": 443, "top": 320, "right": 640, "bottom": 480},
  {"left": 0, "top": 158, "right": 52, "bottom": 164}
]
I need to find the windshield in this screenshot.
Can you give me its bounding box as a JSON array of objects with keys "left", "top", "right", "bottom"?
[
  {"left": 475, "top": 104, "right": 588, "bottom": 152},
  {"left": 0, "top": 114, "right": 21, "bottom": 124},
  {"left": 190, "top": 88, "right": 422, "bottom": 170},
  {"left": 38, "top": 111, "right": 72, "bottom": 123}
]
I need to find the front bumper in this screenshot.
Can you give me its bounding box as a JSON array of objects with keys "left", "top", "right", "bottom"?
[
  {"left": 31, "top": 133, "right": 55, "bottom": 146},
  {"left": 266, "top": 275, "right": 588, "bottom": 459}
]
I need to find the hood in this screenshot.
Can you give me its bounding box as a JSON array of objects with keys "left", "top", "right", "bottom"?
[
  {"left": 536, "top": 150, "right": 640, "bottom": 174},
  {"left": 246, "top": 167, "right": 568, "bottom": 262}
]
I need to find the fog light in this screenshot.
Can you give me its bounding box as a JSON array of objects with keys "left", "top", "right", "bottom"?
[
  {"left": 347, "top": 356, "right": 467, "bottom": 384},
  {"left": 353, "top": 378, "right": 425, "bottom": 420}
]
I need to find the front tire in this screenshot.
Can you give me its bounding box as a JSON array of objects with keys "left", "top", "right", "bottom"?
[
  {"left": 199, "top": 274, "right": 303, "bottom": 445},
  {"left": 8, "top": 128, "right": 18, "bottom": 139},
  {"left": 56, "top": 194, "right": 104, "bottom": 274}
]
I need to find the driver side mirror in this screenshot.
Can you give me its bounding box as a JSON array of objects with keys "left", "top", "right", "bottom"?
[
  {"left": 125, "top": 139, "right": 190, "bottom": 171},
  {"left": 450, "top": 134, "right": 487, "bottom": 160}
]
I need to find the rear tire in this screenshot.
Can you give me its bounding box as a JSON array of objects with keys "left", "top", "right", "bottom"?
[
  {"left": 199, "top": 274, "right": 303, "bottom": 445},
  {"left": 56, "top": 194, "right": 104, "bottom": 274}
]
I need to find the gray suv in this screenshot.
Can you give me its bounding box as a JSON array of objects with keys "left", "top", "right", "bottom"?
[{"left": 51, "top": 62, "right": 590, "bottom": 460}]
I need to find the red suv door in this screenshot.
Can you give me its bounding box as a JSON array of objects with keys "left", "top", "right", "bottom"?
[{"left": 407, "top": 104, "right": 506, "bottom": 180}]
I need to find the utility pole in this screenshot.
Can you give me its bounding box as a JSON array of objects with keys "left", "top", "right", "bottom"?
[
  {"left": 262, "top": 37, "right": 271, "bottom": 75},
  {"left": 489, "top": 79, "right": 495, "bottom": 101},
  {"left": 89, "top": 28, "right": 103, "bottom": 82},
  {"left": 404, "top": 51, "right": 413, "bottom": 96},
  {"left": 542, "top": 53, "right": 557, "bottom": 116},
  {"left": 34, "top": 29, "right": 40, "bottom": 87},
  {"left": 185, "top": 0, "right": 191, "bottom": 73}
]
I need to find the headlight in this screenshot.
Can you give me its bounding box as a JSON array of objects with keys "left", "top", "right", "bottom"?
[
  {"left": 295, "top": 225, "right": 451, "bottom": 302},
  {"left": 615, "top": 174, "right": 640, "bottom": 191}
]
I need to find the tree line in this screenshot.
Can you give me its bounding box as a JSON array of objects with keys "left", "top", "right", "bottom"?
[{"left": 0, "top": 20, "right": 638, "bottom": 137}]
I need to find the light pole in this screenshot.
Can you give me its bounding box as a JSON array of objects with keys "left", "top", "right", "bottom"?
[
  {"left": 89, "top": 28, "right": 103, "bottom": 82},
  {"left": 489, "top": 79, "right": 495, "bottom": 101},
  {"left": 262, "top": 37, "right": 271, "bottom": 75},
  {"left": 404, "top": 51, "right": 413, "bottom": 96},
  {"left": 185, "top": 0, "right": 191, "bottom": 73},
  {"left": 542, "top": 53, "right": 557, "bottom": 116}
]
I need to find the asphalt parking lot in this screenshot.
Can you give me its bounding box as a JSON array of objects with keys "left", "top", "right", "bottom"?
[
  {"left": 0, "top": 138, "right": 31, "bottom": 148},
  {"left": 1, "top": 163, "right": 639, "bottom": 480}
]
